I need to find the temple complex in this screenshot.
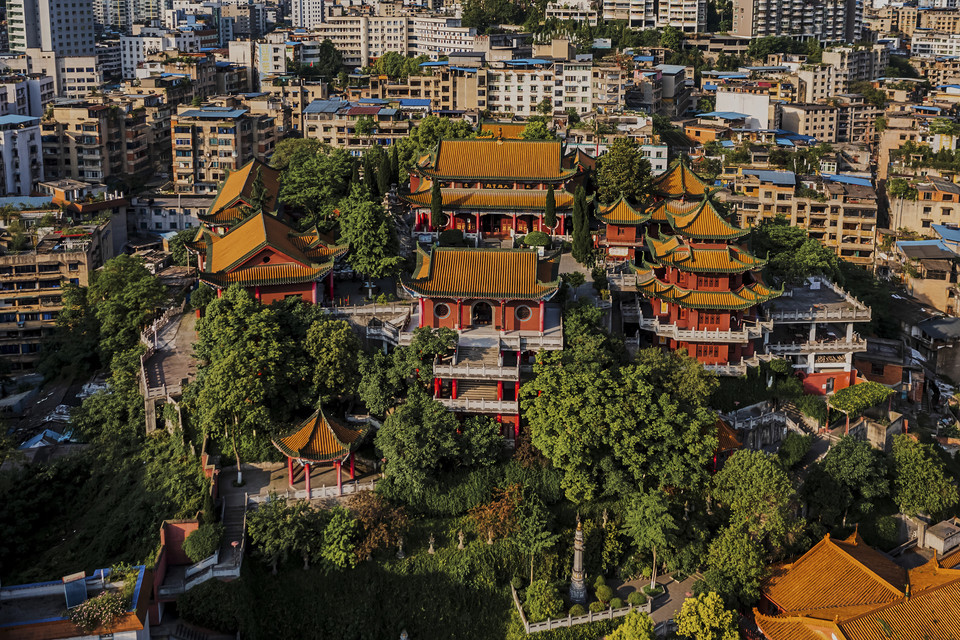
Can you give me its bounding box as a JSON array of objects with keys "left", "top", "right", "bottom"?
[
  {"left": 618, "top": 158, "right": 780, "bottom": 374},
  {"left": 756, "top": 531, "right": 960, "bottom": 639},
  {"left": 198, "top": 158, "right": 281, "bottom": 232},
  {"left": 189, "top": 211, "right": 347, "bottom": 304},
  {"left": 403, "top": 138, "right": 587, "bottom": 239},
  {"left": 272, "top": 407, "right": 369, "bottom": 497},
  {"left": 400, "top": 245, "right": 563, "bottom": 438}
]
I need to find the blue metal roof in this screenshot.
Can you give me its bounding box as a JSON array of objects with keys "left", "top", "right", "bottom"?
[
  {"left": 419, "top": 61, "right": 448, "bottom": 67},
  {"left": 379, "top": 108, "right": 398, "bottom": 116},
  {"left": 0, "top": 195, "right": 51, "bottom": 208},
  {"left": 822, "top": 174, "right": 872, "bottom": 187},
  {"left": 656, "top": 64, "right": 686, "bottom": 74},
  {"left": 897, "top": 238, "right": 953, "bottom": 252},
  {"left": 933, "top": 224, "right": 960, "bottom": 242},
  {"left": 0, "top": 114, "right": 38, "bottom": 125},
  {"left": 743, "top": 169, "right": 796, "bottom": 186},
  {"left": 303, "top": 99, "right": 346, "bottom": 114},
  {"left": 398, "top": 98, "right": 431, "bottom": 107},
  {"left": 179, "top": 107, "right": 247, "bottom": 118},
  {"left": 720, "top": 140, "right": 735, "bottom": 148},
  {"left": 633, "top": 55, "right": 655, "bottom": 62},
  {"left": 704, "top": 83, "right": 717, "bottom": 91},
  {"left": 359, "top": 98, "right": 388, "bottom": 104},
  {"left": 450, "top": 67, "right": 478, "bottom": 73},
  {"left": 915, "top": 105, "right": 942, "bottom": 112},
  {"left": 698, "top": 111, "right": 750, "bottom": 120},
  {"left": 775, "top": 137, "right": 795, "bottom": 147}
]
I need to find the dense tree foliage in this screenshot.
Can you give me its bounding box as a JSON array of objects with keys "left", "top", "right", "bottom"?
[
  {"left": 676, "top": 592, "right": 739, "bottom": 640},
  {"left": 891, "top": 435, "right": 959, "bottom": 517},
  {"left": 596, "top": 138, "right": 653, "bottom": 205},
  {"left": 750, "top": 215, "right": 841, "bottom": 285},
  {"left": 337, "top": 184, "right": 403, "bottom": 280},
  {"left": 272, "top": 139, "right": 354, "bottom": 228},
  {"left": 805, "top": 437, "right": 888, "bottom": 528}
]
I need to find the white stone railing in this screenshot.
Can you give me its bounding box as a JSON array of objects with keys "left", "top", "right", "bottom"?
[
  {"left": 511, "top": 585, "right": 654, "bottom": 635},
  {"left": 246, "top": 478, "right": 378, "bottom": 503},
  {"left": 766, "top": 307, "right": 872, "bottom": 322},
  {"left": 703, "top": 361, "right": 748, "bottom": 376},
  {"left": 184, "top": 550, "right": 219, "bottom": 579},
  {"left": 765, "top": 338, "right": 867, "bottom": 354},
  {"left": 436, "top": 397, "right": 520, "bottom": 413},
  {"left": 330, "top": 302, "right": 414, "bottom": 317},
  {"left": 434, "top": 360, "right": 521, "bottom": 380}
]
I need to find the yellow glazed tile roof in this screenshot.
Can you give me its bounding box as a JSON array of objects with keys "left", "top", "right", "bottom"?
[
  {"left": 420, "top": 139, "right": 577, "bottom": 182},
  {"left": 764, "top": 533, "right": 906, "bottom": 618},
  {"left": 206, "top": 158, "right": 280, "bottom": 219},
  {"left": 478, "top": 121, "right": 527, "bottom": 139},
  {"left": 648, "top": 198, "right": 700, "bottom": 223},
  {"left": 716, "top": 418, "right": 741, "bottom": 452},
  {"left": 596, "top": 197, "right": 649, "bottom": 225},
  {"left": 402, "top": 187, "right": 575, "bottom": 211},
  {"left": 665, "top": 199, "right": 749, "bottom": 240},
  {"left": 648, "top": 235, "right": 765, "bottom": 273},
  {"left": 653, "top": 156, "right": 710, "bottom": 197},
  {"left": 272, "top": 408, "right": 367, "bottom": 462},
  {"left": 633, "top": 268, "right": 780, "bottom": 310},
  {"left": 402, "top": 246, "right": 560, "bottom": 300}
]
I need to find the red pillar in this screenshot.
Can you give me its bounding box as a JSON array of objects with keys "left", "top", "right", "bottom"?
[
  {"left": 514, "top": 414, "right": 520, "bottom": 439},
  {"left": 497, "top": 380, "right": 503, "bottom": 400},
  {"left": 349, "top": 452, "right": 355, "bottom": 479},
  {"left": 512, "top": 212, "right": 517, "bottom": 232},
  {"left": 456, "top": 299, "right": 462, "bottom": 329},
  {"left": 539, "top": 300, "right": 545, "bottom": 332},
  {"left": 452, "top": 379, "right": 458, "bottom": 399},
  {"left": 419, "top": 298, "right": 425, "bottom": 327},
  {"left": 254, "top": 285, "right": 261, "bottom": 301},
  {"left": 216, "top": 288, "right": 222, "bottom": 299},
  {"left": 559, "top": 214, "right": 565, "bottom": 236},
  {"left": 434, "top": 377, "right": 441, "bottom": 397},
  {"left": 476, "top": 211, "right": 481, "bottom": 234},
  {"left": 304, "top": 463, "right": 312, "bottom": 497},
  {"left": 328, "top": 270, "right": 334, "bottom": 301},
  {"left": 500, "top": 300, "right": 505, "bottom": 330},
  {"left": 287, "top": 456, "right": 293, "bottom": 487},
  {"left": 538, "top": 213, "right": 543, "bottom": 232},
  {"left": 312, "top": 280, "right": 318, "bottom": 304},
  {"left": 336, "top": 461, "right": 342, "bottom": 495},
  {"left": 195, "top": 307, "right": 201, "bottom": 319},
  {"left": 448, "top": 213, "right": 455, "bottom": 230}
]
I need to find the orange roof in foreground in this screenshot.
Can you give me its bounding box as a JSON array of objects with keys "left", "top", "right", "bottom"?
[
  {"left": 402, "top": 246, "right": 560, "bottom": 301},
  {"left": 273, "top": 408, "right": 368, "bottom": 462},
  {"left": 757, "top": 533, "right": 960, "bottom": 640},
  {"left": 206, "top": 158, "right": 280, "bottom": 220},
  {"left": 420, "top": 139, "right": 577, "bottom": 182},
  {"left": 716, "top": 419, "right": 741, "bottom": 452}
]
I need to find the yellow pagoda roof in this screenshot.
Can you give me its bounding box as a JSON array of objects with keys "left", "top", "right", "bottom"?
[
  {"left": 648, "top": 198, "right": 701, "bottom": 223},
  {"left": 418, "top": 139, "right": 578, "bottom": 182},
  {"left": 401, "top": 186, "right": 575, "bottom": 211},
  {"left": 632, "top": 266, "right": 780, "bottom": 310},
  {"left": 716, "top": 418, "right": 741, "bottom": 453},
  {"left": 204, "top": 158, "right": 280, "bottom": 223},
  {"left": 272, "top": 407, "right": 368, "bottom": 462},
  {"left": 647, "top": 235, "right": 765, "bottom": 273},
  {"left": 664, "top": 198, "right": 749, "bottom": 241},
  {"left": 196, "top": 212, "right": 347, "bottom": 288},
  {"left": 596, "top": 196, "right": 649, "bottom": 225},
  {"left": 652, "top": 156, "right": 711, "bottom": 198},
  {"left": 402, "top": 246, "right": 560, "bottom": 301},
  {"left": 755, "top": 533, "right": 960, "bottom": 640}
]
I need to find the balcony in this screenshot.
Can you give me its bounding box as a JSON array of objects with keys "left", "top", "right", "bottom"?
[
  {"left": 766, "top": 338, "right": 867, "bottom": 355},
  {"left": 621, "top": 300, "right": 773, "bottom": 342},
  {"left": 434, "top": 345, "right": 520, "bottom": 381}
]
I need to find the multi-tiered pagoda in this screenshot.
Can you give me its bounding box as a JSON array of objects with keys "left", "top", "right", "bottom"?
[{"left": 628, "top": 159, "right": 780, "bottom": 373}]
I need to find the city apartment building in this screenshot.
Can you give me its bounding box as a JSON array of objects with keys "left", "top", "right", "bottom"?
[
  {"left": 41, "top": 101, "right": 153, "bottom": 183},
  {"left": 657, "top": 0, "right": 706, "bottom": 32},
  {"left": 0, "top": 73, "right": 54, "bottom": 117},
  {"left": 912, "top": 56, "right": 960, "bottom": 85},
  {"left": 545, "top": 0, "right": 598, "bottom": 25},
  {"left": 0, "top": 114, "right": 43, "bottom": 195},
  {"left": 170, "top": 102, "right": 277, "bottom": 193},
  {"left": 0, "top": 214, "right": 115, "bottom": 370},
  {"left": 7, "top": 0, "right": 96, "bottom": 56},
  {"left": 121, "top": 27, "right": 217, "bottom": 79},
  {"left": 313, "top": 13, "right": 476, "bottom": 68},
  {"left": 720, "top": 169, "right": 878, "bottom": 266},
  {"left": 303, "top": 100, "right": 413, "bottom": 152},
  {"left": 912, "top": 32, "right": 960, "bottom": 58},
  {"left": 822, "top": 45, "right": 889, "bottom": 93},
  {"left": 889, "top": 179, "right": 960, "bottom": 235},
  {"left": 732, "top": 0, "right": 862, "bottom": 42},
  {"left": 291, "top": 0, "right": 324, "bottom": 29},
  {"left": 781, "top": 103, "right": 840, "bottom": 143}
]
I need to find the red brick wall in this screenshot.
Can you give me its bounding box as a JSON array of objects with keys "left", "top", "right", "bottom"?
[
  {"left": 802, "top": 369, "right": 859, "bottom": 396},
  {"left": 160, "top": 520, "right": 200, "bottom": 566},
  {"left": 854, "top": 358, "right": 903, "bottom": 387},
  {"left": 258, "top": 282, "right": 315, "bottom": 305}
]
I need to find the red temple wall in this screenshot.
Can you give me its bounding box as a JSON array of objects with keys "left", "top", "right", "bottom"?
[
  {"left": 159, "top": 520, "right": 200, "bottom": 566},
  {"left": 258, "top": 282, "right": 316, "bottom": 305},
  {"left": 606, "top": 224, "right": 639, "bottom": 245},
  {"left": 421, "top": 297, "right": 542, "bottom": 331},
  {"left": 802, "top": 369, "right": 860, "bottom": 396}
]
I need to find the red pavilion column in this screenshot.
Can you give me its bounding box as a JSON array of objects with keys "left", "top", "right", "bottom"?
[
  {"left": 499, "top": 299, "right": 506, "bottom": 330},
  {"left": 475, "top": 211, "right": 481, "bottom": 235},
  {"left": 327, "top": 271, "right": 334, "bottom": 301},
  {"left": 254, "top": 286, "right": 261, "bottom": 301},
  {"left": 349, "top": 452, "right": 355, "bottom": 480},
  {"left": 311, "top": 281, "right": 318, "bottom": 304},
  {"left": 216, "top": 288, "right": 222, "bottom": 299},
  {"left": 539, "top": 300, "right": 545, "bottom": 332},
  {"left": 456, "top": 299, "right": 463, "bottom": 329},
  {"left": 513, "top": 414, "right": 520, "bottom": 439},
  {"left": 304, "top": 463, "right": 312, "bottom": 498},
  {"left": 559, "top": 214, "right": 565, "bottom": 236},
  {"left": 336, "top": 461, "right": 343, "bottom": 495},
  {"left": 512, "top": 212, "right": 517, "bottom": 232},
  {"left": 419, "top": 298, "right": 425, "bottom": 327},
  {"left": 538, "top": 213, "right": 544, "bottom": 232},
  {"left": 452, "top": 379, "right": 458, "bottom": 399},
  {"left": 287, "top": 456, "right": 293, "bottom": 487},
  {"left": 434, "top": 377, "right": 441, "bottom": 397},
  {"left": 497, "top": 380, "right": 503, "bottom": 400}
]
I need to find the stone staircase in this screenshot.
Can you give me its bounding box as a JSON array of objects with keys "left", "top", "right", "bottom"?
[{"left": 216, "top": 500, "right": 246, "bottom": 569}]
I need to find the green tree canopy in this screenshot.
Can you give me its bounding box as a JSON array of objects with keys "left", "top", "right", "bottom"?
[
  {"left": 274, "top": 142, "right": 354, "bottom": 229},
  {"left": 608, "top": 611, "right": 656, "bottom": 640},
  {"left": 750, "top": 215, "right": 842, "bottom": 285},
  {"left": 806, "top": 436, "right": 889, "bottom": 528},
  {"left": 625, "top": 490, "right": 678, "bottom": 589},
  {"left": 676, "top": 591, "right": 739, "bottom": 640},
  {"left": 596, "top": 138, "right": 654, "bottom": 205},
  {"left": 699, "top": 522, "right": 766, "bottom": 608},
  {"left": 543, "top": 184, "right": 557, "bottom": 230},
  {"left": 891, "top": 435, "right": 959, "bottom": 517},
  {"left": 571, "top": 186, "right": 592, "bottom": 266},
  {"left": 519, "top": 120, "right": 557, "bottom": 141},
  {"left": 337, "top": 185, "right": 403, "bottom": 280}
]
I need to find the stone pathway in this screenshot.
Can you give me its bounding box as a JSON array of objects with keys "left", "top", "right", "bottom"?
[
  {"left": 606, "top": 575, "right": 697, "bottom": 624},
  {"left": 144, "top": 312, "right": 197, "bottom": 391}
]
